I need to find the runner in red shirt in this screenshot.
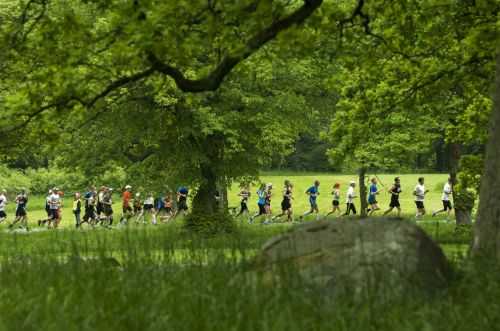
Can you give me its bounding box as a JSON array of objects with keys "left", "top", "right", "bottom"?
[{"left": 121, "top": 185, "right": 133, "bottom": 224}]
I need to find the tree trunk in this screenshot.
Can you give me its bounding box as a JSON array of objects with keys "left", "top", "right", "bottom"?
[
  {"left": 359, "top": 167, "right": 368, "bottom": 217},
  {"left": 472, "top": 51, "right": 500, "bottom": 261},
  {"left": 191, "top": 135, "right": 225, "bottom": 216},
  {"left": 191, "top": 163, "right": 218, "bottom": 215},
  {"left": 456, "top": 209, "right": 473, "bottom": 225}
]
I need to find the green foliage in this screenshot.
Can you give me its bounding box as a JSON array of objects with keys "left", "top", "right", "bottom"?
[
  {"left": 283, "top": 134, "right": 332, "bottom": 171},
  {"left": 0, "top": 164, "right": 31, "bottom": 193},
  {"left": 0, "top": 164, "right": 128, "bottom": 195},
  {"left": 24, "top": 167, "right": 86, "bottom": 194},
  {"left": 419, "top": 222, "right": 473, "bottom": 245},
  {"left": 454, "top": 155, "right": 483, "bottom": 211}
]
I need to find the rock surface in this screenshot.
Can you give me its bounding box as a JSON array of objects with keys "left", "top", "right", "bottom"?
[{"left": 253, "top": 219, "right": 452, "bottom": 298}]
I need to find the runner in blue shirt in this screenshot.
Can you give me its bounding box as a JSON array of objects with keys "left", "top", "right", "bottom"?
[
  {"left": 250, "top": 183, "right": 267, "bottom": 223},
  {"left": 367, "top": 177, "right": 381, "bottom": 215},
  {"left": 301, "top": 180, "right": 320, "bottom": 220}
]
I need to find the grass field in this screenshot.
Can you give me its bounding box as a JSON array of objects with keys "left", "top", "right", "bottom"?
[{"left": 0, "top": 173, "right": 488, "bottom": 330}]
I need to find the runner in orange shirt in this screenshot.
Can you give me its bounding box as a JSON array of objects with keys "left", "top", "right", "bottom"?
[{"left": 121, "top": 185, "right": 133, "bottom": 224}]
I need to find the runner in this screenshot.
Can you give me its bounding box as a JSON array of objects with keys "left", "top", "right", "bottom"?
[
  {"left": 413, "top": 177, "right": 429, "bottom": 218},
  {"left": 48, "top": 188, "right": 61, "bottom": 228},
  {"left": 367, "top": 178, "right": 381, "bottom": 215},
  {"left": 38, "top": 189, "right": 53, "bottom": 227},
  {"left": 156, "top": 193, "right": 170, "bottom": 223},
  {"left": 133, "top": 192, "right": 142, "bottom": 216},
  {"left": 152, "top": 193, "right": 166, "bottom": 225},
  {"left": 101, "top": 187, "right": 114, "bottom": 226},
  {"left": 96, "top": 186, "right": 106, "bottom": 220},
  {"left": 45, "top": 189, "right": 52, "bottom": 221},
  {"left": 250, "top": 184, "right": 267, "bottom": 223},
  {"left": 273, "top": 180, "right": 293, "bottom": 222},
  {"left": 344, "top": 181, "right": 357, "bottom": 216},
  {"left": 73, "top": 192, "right": 82, "bottom": 228},
  {"left": 302, "top": 180, "right": 320, "bottom": 220},
  {"left": 326, "top": 183, "right": 341, "bottom": 217},
  {"left": 139, "top": 192, "right": 155, "bottom": 224},
  {"left": 432, "top": 178, "right": 453, "bottom": 219},
  {"left": 236, "top": 185, "right": 251, "bottom": 218},
  {"left": 0, "top": 189, "right": 7, "bottom": 223},
  {"left": 262, "top": 183, "right": 273, "bottom": 224},
  {"left": 121, "top": 185, "right": 133, "bottom": 224},
  {"left": 175, "top": 187, "right": 189, "bottom": 218},
  {"left": 161, "top": 193, "right": 174, "bottom": 222},
  {"left": 383, "top": 177, "right": 402, "bottom": 217},
  {"left": 10, "top": 189, "right": 28, "bottom": 230},
  {"left": 82, "top": 187, "right": 97, "bottom": 227},
  {"left": 55, "top": 188, "right": 64, "bottom": 228}
]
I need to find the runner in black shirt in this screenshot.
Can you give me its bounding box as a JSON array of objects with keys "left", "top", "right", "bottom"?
[{"left": 383, "top": 177, "right": 402, "bottom": 217}]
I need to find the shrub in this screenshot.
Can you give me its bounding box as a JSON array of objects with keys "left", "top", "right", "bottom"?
[
  {"left": 0, "top": 165, "right": 31, "bottom": 194},
  {"left": 25, "top": 167, "right": 87, "bottom": 194}
]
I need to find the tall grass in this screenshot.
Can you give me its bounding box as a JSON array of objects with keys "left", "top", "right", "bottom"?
[{"left": 0, "top": 222, "right": 496, "bottom": 331}]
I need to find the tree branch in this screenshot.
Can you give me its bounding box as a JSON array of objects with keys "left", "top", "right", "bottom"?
[
  {"left": 149, "top": 0, "right": 323, "bottom": 92},
  {"left": 10, "top": 0, "right": 48, "bottom": 48},
  {"left": 0, "top": 99, "right": 65, "bottom": 134},
  {"left": 0, "top": 0, "right": 323, "bottom": 135},
  {"left": 85, "top": 67, "right": 156, "bottom": 107},
  {"left": 0, "top": 67, "right": 157, "bottom": 135}
]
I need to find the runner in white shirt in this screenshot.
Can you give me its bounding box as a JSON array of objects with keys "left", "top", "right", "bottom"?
[
  {"left": 413, "top": 177, "right": 429, "bottom": 218},
  {"left": 38, "top": 190, "right": 54, "bottom": 227},
  {"left": 0, "top": 190, "right": 7, "bottom": 223},
  {"left": 101, "top": 187, "right": 114, "bottom": 226},
  {"left": 136, "top": 192, "right": 155, "bottom": 224},
  {"left": 49, "top": 190, "right": 61, "bottom": 228},
  {"left": 96, "top": 187, "right": 106, "bottom": 219},
  {"left": 326, "top": 183, "right": 342, "bottom": 217},
  {"left": 343, "top": 181, "right": 357, "bottom": 216},
  {"left": 432, "top": 178, "right": 453, "bottom": 218}
]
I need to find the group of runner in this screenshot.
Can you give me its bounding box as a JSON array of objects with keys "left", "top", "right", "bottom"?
[
  {"left": 116, "top": 185, "right": 189, "bottom": 226},
  {"left": 0, "top": 176, "right": 454, "bottom": 230},
  {"left": 238, "top": 176, "right": 454, "bottom": 224},
  {"left": 0, "top": 185, "right": 190, "bottom": 230}
]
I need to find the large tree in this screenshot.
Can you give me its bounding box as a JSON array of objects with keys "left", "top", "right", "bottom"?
[
  {"left": 0, "top": 0, "right": 372, "bottom": 217},
  {"left": 1, "top": 0, "right": 327, "bottom": 214}
]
